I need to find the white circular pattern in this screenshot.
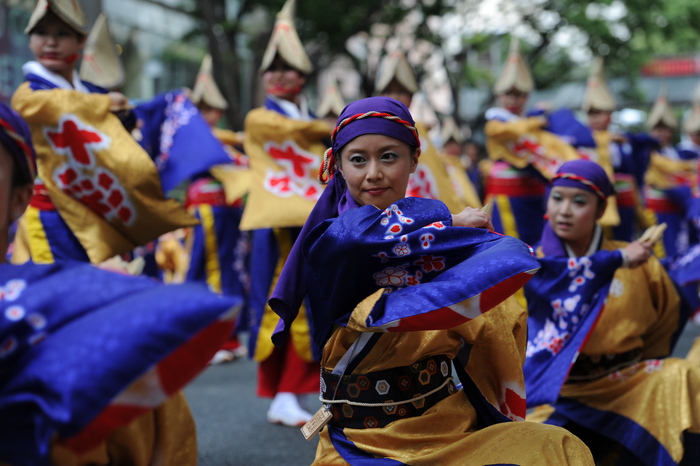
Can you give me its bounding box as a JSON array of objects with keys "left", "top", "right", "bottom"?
[{"left": 5, "top": 306, "right": 25, "bottom": 321}]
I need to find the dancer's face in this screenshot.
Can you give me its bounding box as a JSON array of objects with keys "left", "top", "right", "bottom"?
[
  {"left": 546, "top": 186, "right": 604, "bottom": 249},
  {"left": 338, "top": 133, "right": 419, "bottom": 211},
  {"left": 29, "top": 12, "right": 84, "bottom": 78}
]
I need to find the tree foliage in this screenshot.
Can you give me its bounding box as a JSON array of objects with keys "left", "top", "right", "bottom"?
[{"left": 177, "top": 0, "right": 700, "bottom": 127}]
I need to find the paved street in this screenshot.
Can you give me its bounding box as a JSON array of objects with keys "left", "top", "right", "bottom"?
[
  {"left": 185, "top": 355, "right": 318, "bottom": 466},
  {"left": 185, "top": 323, "right": 699, "bottom": 465}
]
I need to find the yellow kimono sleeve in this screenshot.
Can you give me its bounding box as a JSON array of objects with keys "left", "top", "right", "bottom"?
[
  {"left": 484, "top": 117, "right": 547, "bottom": 142},
  {"left": 640, "top": 256, "right": 682, "bottom": 360},
  {"left": 12, "top": 83, "right": 111, "bottom": 125},
  {"left": 645, "top": 153, "right": 698, "bottom": 190},
  {"left": 213, "top": 127, "right": 243, "bottom": 147}
]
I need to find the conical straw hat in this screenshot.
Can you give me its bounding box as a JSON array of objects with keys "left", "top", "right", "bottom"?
[
  {"left": 493, "top": 37, "right": 534, "bottom": 95},
  {"left": 316, "top": 77, "right": 345, "bottom": 118},
  {"left": 259, "top": 0, "right": 313, "bottom": 75},
  {"left": 581, "top": 57, "right": 616, "bottom": 112},
  {"left": 191, "top": 54, "right": 228, "bottom": 110},
  {"left": 691, "top": 81, "right": 700, "bottom": 107},
  {"left": 683, "top": 105, "right": 700, "bottom": 134},
  {"left": 375, "top": 50, "right": 419, "bottom": 95},
  {"left": 25, "top": 0, "right": 87, "bottom": 35},
  {"left": 79, "top": 14, "right": 124, "bottom": 90},
  {"left": 647, "top": 85, "right": 678, "bottom": 130},
  {"left": 441, "top": 117, "right": 465, "bottom": 145}
]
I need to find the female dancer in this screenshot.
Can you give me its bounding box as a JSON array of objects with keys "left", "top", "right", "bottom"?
[{"left": 270, "top": 96, "right": 594, "bottom": 465}]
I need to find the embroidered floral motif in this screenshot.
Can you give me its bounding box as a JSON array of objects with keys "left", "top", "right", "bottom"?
[
  {"left": 527, "top": 319, "right": 570, "bottom": 357},
  {"left": 373, "top": 267, "right": 406, "bottom": 286},
  {"left": 420, "top": 233, "right": 435, "bottom": 249},
  {"left": 386, "top": 223, "right": 402, "bottom": 235},
  {"left": 414, "top": 255, "right": 445, "bottom": 273},
  {"left": 394, "top": 244, "right": 410, "bottom": 256},
  {"left": 564, "top": 257, "right": 596, "bottom": 293},
  {"left": 382, "top": 206, "right": 415, "bottom": 237},
  {"left": 374, "top": 251, "right": 390, "bottom": 263},
  {"left": 0, "top": 280, "right": 25, "bottom": 302},
  {"left": 406, "top": 274, "right": 421, "bottom": 286},
  {"left": 548, "top": 336, "right": 566, "bottom": 354}
]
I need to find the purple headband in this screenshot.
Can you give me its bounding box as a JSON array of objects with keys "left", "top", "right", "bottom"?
[
  {"left": 319, "top": 97, "right": 420, "bottom": 184},
  {"left": 551, "top": 159, "right": 613, "bottom": 200},
  {"left": 0, "top": 102, "right": 36, "bottom": 184}
]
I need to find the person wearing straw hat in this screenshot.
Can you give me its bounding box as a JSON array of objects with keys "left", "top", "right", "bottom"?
[
  {"left": 0, "top": 99, "right": 241, "bottom": 466},
  {"left": 77, "top": 11, "right": 136, "bottom": 133},
  {"left": 665, "top": 86, "right": 700, "bottom": 326},
  {"left": 241, "top": 0, "right": 329, "bottom": 427},
  {"left": 439, "top": 116, "right": 482, "bottom": 209},
  {"left": 524, "top": 158, "right": 699, "bottom": 465},
  {"left": 78, "top": 13, "right": 138, "bottom": 135},
  {"left": 11, "top": 0, "right": 197, "bottom": 267},
  {"left": 316, "top": 76, "right": 346, "bottom": 129},
  {"left": 484, "top": 37, "right": 579, "bottom": 247},
  {"left": 270, "top": 96, "right": 594, "bottom": 465},
  {"left": 643, "top": 87, "right": 699, "bottom": 259},
  {"left": 580, "top": 57, "right": 657, "bottom": 243},
  {"left": 679, "top": 84, "right": 700, "bottom": 158},
  {"left": 374, "top": 50, "right": 466, "bottom": 214},
  {"left": 78, "top": 12, "right": 166, "bottom": 280},
  {"left": 185, "top": 54, "right": 250, "bottom": 365}
]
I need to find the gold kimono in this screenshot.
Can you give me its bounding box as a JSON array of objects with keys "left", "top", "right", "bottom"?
[
  {"left": 314, "top": 298, "right": 594, "bottom": 466},
  {"left": 530, "top": 239, "right": 700, "bottom": 464}
]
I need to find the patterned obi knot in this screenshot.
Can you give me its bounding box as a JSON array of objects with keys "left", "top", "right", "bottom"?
[
  {"left": 567, "top": 348, "right": 642, "bottom": 382},
  {"left": 321, "top": 354, "right": 457, "bottom": 429}
]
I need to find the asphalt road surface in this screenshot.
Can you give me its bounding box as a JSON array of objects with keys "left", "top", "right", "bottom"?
[{"left": 185, "top": 323, "right": 699, "bottom": 466}]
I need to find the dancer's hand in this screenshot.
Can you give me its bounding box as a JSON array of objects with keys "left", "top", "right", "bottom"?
[{"left": 452, "top": 207, "right": 494, "bottom": 231}]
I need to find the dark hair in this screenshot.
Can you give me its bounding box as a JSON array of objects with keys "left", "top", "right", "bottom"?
[
  {"left": 11, "top": 160, "right": 32, "bottom": 188},
  {"left": 8, "top": 151, "right": 32, "bottom": 188}
]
